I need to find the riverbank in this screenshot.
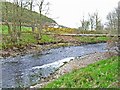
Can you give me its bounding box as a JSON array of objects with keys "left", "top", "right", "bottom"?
[
  {"left": 2, "top": 43, "right": 110, "bottom": 88},
  {"left": 30, "top": 51, "right": 118, "bottom": 88},
  {"left": 0, "top": 42, "right": 73, "bottom": 58},
  {"left": 1, "top": 34, "right": 111, "bottom": 58},
  {"left": 45, "top": 55, "right": 119, "bottom": 88},
  {"left": 0, "top": 41, "right": 107, "bottom": 58}
]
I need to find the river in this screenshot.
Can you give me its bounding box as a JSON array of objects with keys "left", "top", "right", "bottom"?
[{"left": 1, "top": 43, "right": 108, "bottom": 88}]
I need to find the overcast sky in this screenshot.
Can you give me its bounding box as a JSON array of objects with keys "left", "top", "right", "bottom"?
[
  {"left": 7, "top": 0, "right": 120, "bottom": 28},
  {"left": 42, "top": 0, "right": 119, "bottom": 28}
]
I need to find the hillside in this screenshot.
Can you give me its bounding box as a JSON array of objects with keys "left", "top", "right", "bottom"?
[{"left": 1, "top": 2, "right": 56, "bottom": 25}]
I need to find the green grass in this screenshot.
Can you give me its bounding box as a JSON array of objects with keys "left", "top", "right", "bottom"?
[
  {"left": 40, "top": 35, "right": 56, "bottom": 43},
  {"left": 44, "top": 56, "right": 119, "bottom": 88},
  {"left": 97, "top": 37, "right": 110, "bottom": 41},
  {"left": 0, "top": 24, "right": 110, "bottom": 49},
  {"left": 1, "top": 33, "right": 37, "bottom": 49},
  {"left": 76, "top": 36, "right": 110, "bottom": 43},
  {"left": 0, "top": 25, "right": 32, "bottom": 34},
  {"left": 0, "top": 25, "right": 58, "bottom": 49},
  {"left": 1, "top": 2, "right": 56, "bottom": 25},
  {"left": 21, "top": 27, "right": 32, "bottom": 32},
  {"left": 20, "top": 33, "right": 37, "bottom": 44},
  {"left": 1, "top": 33, "right": 57, "bottom": 49},
  {"left": 0, "top": 25, "right": 9, "bottom": 34}
]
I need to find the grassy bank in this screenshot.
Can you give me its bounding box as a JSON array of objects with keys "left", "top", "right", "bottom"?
[
  {"left": 44, "top": 56, "right": 119, "bottom": 88},
  {"left": 75, "top": 36, "right": 110, "bottom": 43},
  {"left": 1, "top": 34, "right": 57, "bottom": 49},
  {"left": 1, "top": 35, "right": 110, "bottom": 50},
  {"left": 1, "top": 24, "right": 110, "bottom": 50},
  {"left": 0, "top": 25, "right": 32, "bottom": 34}
]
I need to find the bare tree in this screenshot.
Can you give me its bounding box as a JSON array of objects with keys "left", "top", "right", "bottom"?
[
  {"left": 106, "top": 2, "right": 120, "bottom": 54},
  {"left": 117, "top": 1, "right": 120, "bottom": 55},
  {"left": 28, "top": 0, "right": 35, "bottom": 32},
  {"left": 94, "top": 12, "right": 101, "bottom": 30},
  {"left": 106, "top": 10, "right": 118, "bottom": 31},
  {"left": 17, "top": 0, "right": 23, "bottom": 39},
  {"left": 4, "top": 1, "right": 12, "bottom": 36},
  {"left": 30, "top": 0, "right": 33, "bottom": 11},
  {"left": 81, "top": 16, "right": 85, "bottom": 30},
  {"left": 11, "top": 0, "right": 19, "bottom": 44},
  {"left": 34, "top": 0, "right": 50, "bottom": 41},
  {"left": 19, "top": 0, "right": 23, "bottom": 35},
  {"left": 23, "top": 0, "right": 47, "bottom": 41},
  {"left": 88, "top": 13, "right": 95, "bottom": 30},
  {"left": 84, "top": 21, "right": 90, "bottom": 30},
  {"left": 2, "top": 0, "right": 18, "bottom": 44},
  {"left": 106, "top": 6, "right": 119, "bottom": 36},
  {"left": 81, "top": 16, "right": 90, "bottom": 30},
  {"left": 32, "top": 0, "right": 44, "bottom": 41},
  {"left": 117, "top": 1, "right": 120, "bottom": 33}
]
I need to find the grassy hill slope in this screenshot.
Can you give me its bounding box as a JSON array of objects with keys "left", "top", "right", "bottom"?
[{"left": 1, "top": 2, "right": 56, "bottom": 25}]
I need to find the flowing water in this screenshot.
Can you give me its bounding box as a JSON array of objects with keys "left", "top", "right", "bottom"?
[{"left": 1, "top": 43, "right": 108, "bottom": 88}]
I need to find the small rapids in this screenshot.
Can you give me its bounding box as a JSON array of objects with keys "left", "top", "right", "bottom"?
[{"left": 1, "top": 43, "right": 107, "bottom": 88}]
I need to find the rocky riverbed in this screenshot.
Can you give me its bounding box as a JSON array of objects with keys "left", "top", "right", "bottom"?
[
  {"left": 0, "top": 43, "right": 72, "bottom": 58},
  {"left": 1, "top": 40, "right": 107, "bottom": 58},
  {"left": 30, "top": 51, "right": 117, "bottom": 88},
  {"left": 2, "top": 43, "right": 111, "bottom": 88}
]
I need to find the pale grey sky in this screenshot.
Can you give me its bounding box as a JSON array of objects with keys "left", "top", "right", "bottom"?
[
  {"left": 7, "top": 0, "right": 120, "bottom": 28},
  {"left": 43, "top": 0, "right": 119, "bottom": 28}
]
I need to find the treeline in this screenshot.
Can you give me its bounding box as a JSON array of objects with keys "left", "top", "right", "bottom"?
[
  {"left": 79, "top": 5, "right": 119, "bottom": 34},
  {"left": 1, "top": 1, "right": 56, "bottom": 48},
  {"left": 2, "top": 2, "right": 56, "bottom": 25},
  {"left": 79, "top": 12, "right": 104, "bottom": 31}
]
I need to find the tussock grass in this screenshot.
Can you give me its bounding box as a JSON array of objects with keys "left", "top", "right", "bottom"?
[{"left": 44, "top": 56, "right": 119, "bottom": 88}]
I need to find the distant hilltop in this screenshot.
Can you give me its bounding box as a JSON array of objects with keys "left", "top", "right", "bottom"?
[{"left": 1, "top": 2, "right": 57, "bottom": 26}]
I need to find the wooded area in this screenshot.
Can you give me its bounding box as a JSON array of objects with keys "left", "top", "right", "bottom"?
[
  {"left": 0, "top": 0, "right": 119, "bottom": 50},
  {"left": 1, "top": 1, "right": 56, "bottom": 49}
]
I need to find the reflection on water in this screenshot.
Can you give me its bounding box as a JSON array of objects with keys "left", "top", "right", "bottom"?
[{"left": 1, "top": 43, "right": 107, "bottom": 88}]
